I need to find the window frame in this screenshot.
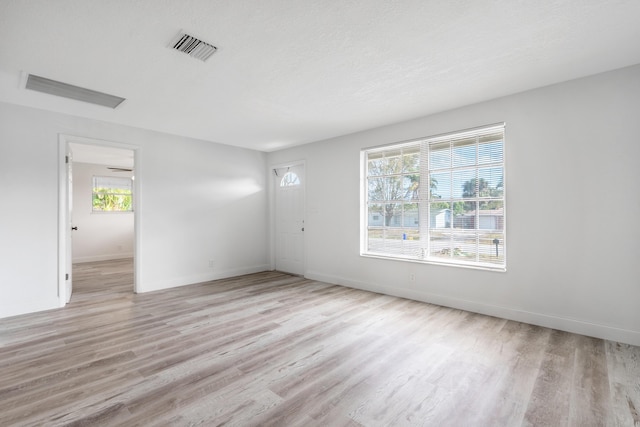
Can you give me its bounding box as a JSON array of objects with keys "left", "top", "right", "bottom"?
[
  {"left": 360, "top": 123, "right": 506, "bottom": 271},
  {"left": 92, "top": 175, "right": 134, "bottom": 213}
]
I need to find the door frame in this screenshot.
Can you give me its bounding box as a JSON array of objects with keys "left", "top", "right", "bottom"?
[
  {"left": 58, "top": 134, "right": 140, "bottom": 306},
  {"left": 269, "top": 159, "right": 306, "bottom": 275}
]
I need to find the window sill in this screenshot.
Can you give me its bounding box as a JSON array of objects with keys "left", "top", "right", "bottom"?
[
  {"left": 360, "top": 252, "right": 506, "bottom": 273},
  {"left": 91, "top": 210, "right": 134, "bottom": 214}
]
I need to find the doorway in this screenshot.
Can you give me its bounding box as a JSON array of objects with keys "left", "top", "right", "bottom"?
[
  {"left": 273, "top": 162, "right": 305, "bottom": 276},
  {"left": 58, "top": 135, "right": 138, "bottom": 306}
]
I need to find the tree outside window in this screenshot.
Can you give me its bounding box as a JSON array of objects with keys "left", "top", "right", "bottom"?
[{"left": 92, "top": 176, "right": 133, "bottom": 212}]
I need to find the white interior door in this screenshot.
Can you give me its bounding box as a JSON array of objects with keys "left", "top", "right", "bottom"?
[
  {"left": 275, "top": 164, "right": 305, "bottom": 275},
  {"left": 65, "top": 147, "right": 73, "bottom": 303}
]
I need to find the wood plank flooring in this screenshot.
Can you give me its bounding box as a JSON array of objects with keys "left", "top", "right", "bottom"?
[{"left": 1, "top": 258, "right": 639, "bottom": 426}]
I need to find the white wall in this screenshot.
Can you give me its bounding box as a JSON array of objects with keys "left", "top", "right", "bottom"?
[
  {"left": 72, "top": 162, "right": 134, "bottom": 263},
  {"left": 267, "top": 64, "right": 640, "bottom": 346},
  {"left": 0, "top": 102, "right": 269, "bottom": 318}
]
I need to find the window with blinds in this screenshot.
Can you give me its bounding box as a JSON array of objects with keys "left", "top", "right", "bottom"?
[
  {"left": 92, "top": 176, "right": 133, "bottom": 212},
  {"left": 362, "top": 124, "right": 505, "bottom": 270}
]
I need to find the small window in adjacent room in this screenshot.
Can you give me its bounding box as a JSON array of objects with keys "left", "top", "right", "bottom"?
[
  {"left": 361, "top": 123, "right": 505, "bottom": 270},
  {"left": 92, "top": 176, "right": 133, "bottom": 212}
]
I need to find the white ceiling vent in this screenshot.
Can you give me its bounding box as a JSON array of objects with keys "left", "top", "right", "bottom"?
[
  {"left": 25, "top": 74, "right": 125, "bottom": 108},
  {"left": 170, "top": 32, "right": 217, "bottom": 62}
]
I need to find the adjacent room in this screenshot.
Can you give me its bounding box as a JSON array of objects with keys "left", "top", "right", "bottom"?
[
  {"left": 69, "top": 143, "right": 136, "bottom": 297},
  {"left": 0, "top": 1, "right": 639, "bottom": 425}
]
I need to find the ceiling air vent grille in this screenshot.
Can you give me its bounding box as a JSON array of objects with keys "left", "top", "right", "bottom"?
[{"left": 171, "top": 32, "right": 217, "bottom": 61}]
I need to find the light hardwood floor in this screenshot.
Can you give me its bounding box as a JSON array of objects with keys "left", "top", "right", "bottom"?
[{"left": 0, "top": 259, "right": 638, "bottom": 426}]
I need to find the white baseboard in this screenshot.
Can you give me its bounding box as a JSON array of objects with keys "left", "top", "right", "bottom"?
[
  {"left": 305, "top": 270, "right": 640, "bottom": 347},
  {"left": 0, "top": 297, "right": 60, "bottom": 320},
  {"left": 138, "top": 264, "right": 271, "bottom": 293},
  {"left": 73, "top": 253, "right": 134, "bottom": 263}
]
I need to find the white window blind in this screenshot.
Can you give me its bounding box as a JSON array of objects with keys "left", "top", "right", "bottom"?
[
  {"left": 362, "top": 124, "right": 505, "bottom": 270},
  {"left": 93, "top": 176, "right": 132, "bottom": 191}
]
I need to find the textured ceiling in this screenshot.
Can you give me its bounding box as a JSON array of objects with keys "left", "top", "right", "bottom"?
[{"left": 1, "top": 0, "right": 639, "bottom": 152}]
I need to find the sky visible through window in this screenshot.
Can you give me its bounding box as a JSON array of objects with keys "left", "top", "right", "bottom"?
[{"left": 430, "top": 139, "right": 503, "bottom": 199}]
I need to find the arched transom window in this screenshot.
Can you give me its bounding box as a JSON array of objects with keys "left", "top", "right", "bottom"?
[{"left": 280, "top": 171, "right": 300, "bottom": 187}]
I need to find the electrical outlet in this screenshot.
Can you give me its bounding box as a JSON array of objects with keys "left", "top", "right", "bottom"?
[
  {"left": 409, "top": 273, "right": 415, "bottom": 282},
  {"left": 208, "top": 260, "right": 215, "bottom": 268}
]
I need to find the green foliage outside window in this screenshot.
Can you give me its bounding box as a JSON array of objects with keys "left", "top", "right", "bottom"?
[{"left": 92, "top": 187, "right": 132, "bottom": 211}]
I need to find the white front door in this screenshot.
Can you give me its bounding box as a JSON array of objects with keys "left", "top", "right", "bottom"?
[{"left": 275, "top": 164, "right": 305, "bottom": 275}]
